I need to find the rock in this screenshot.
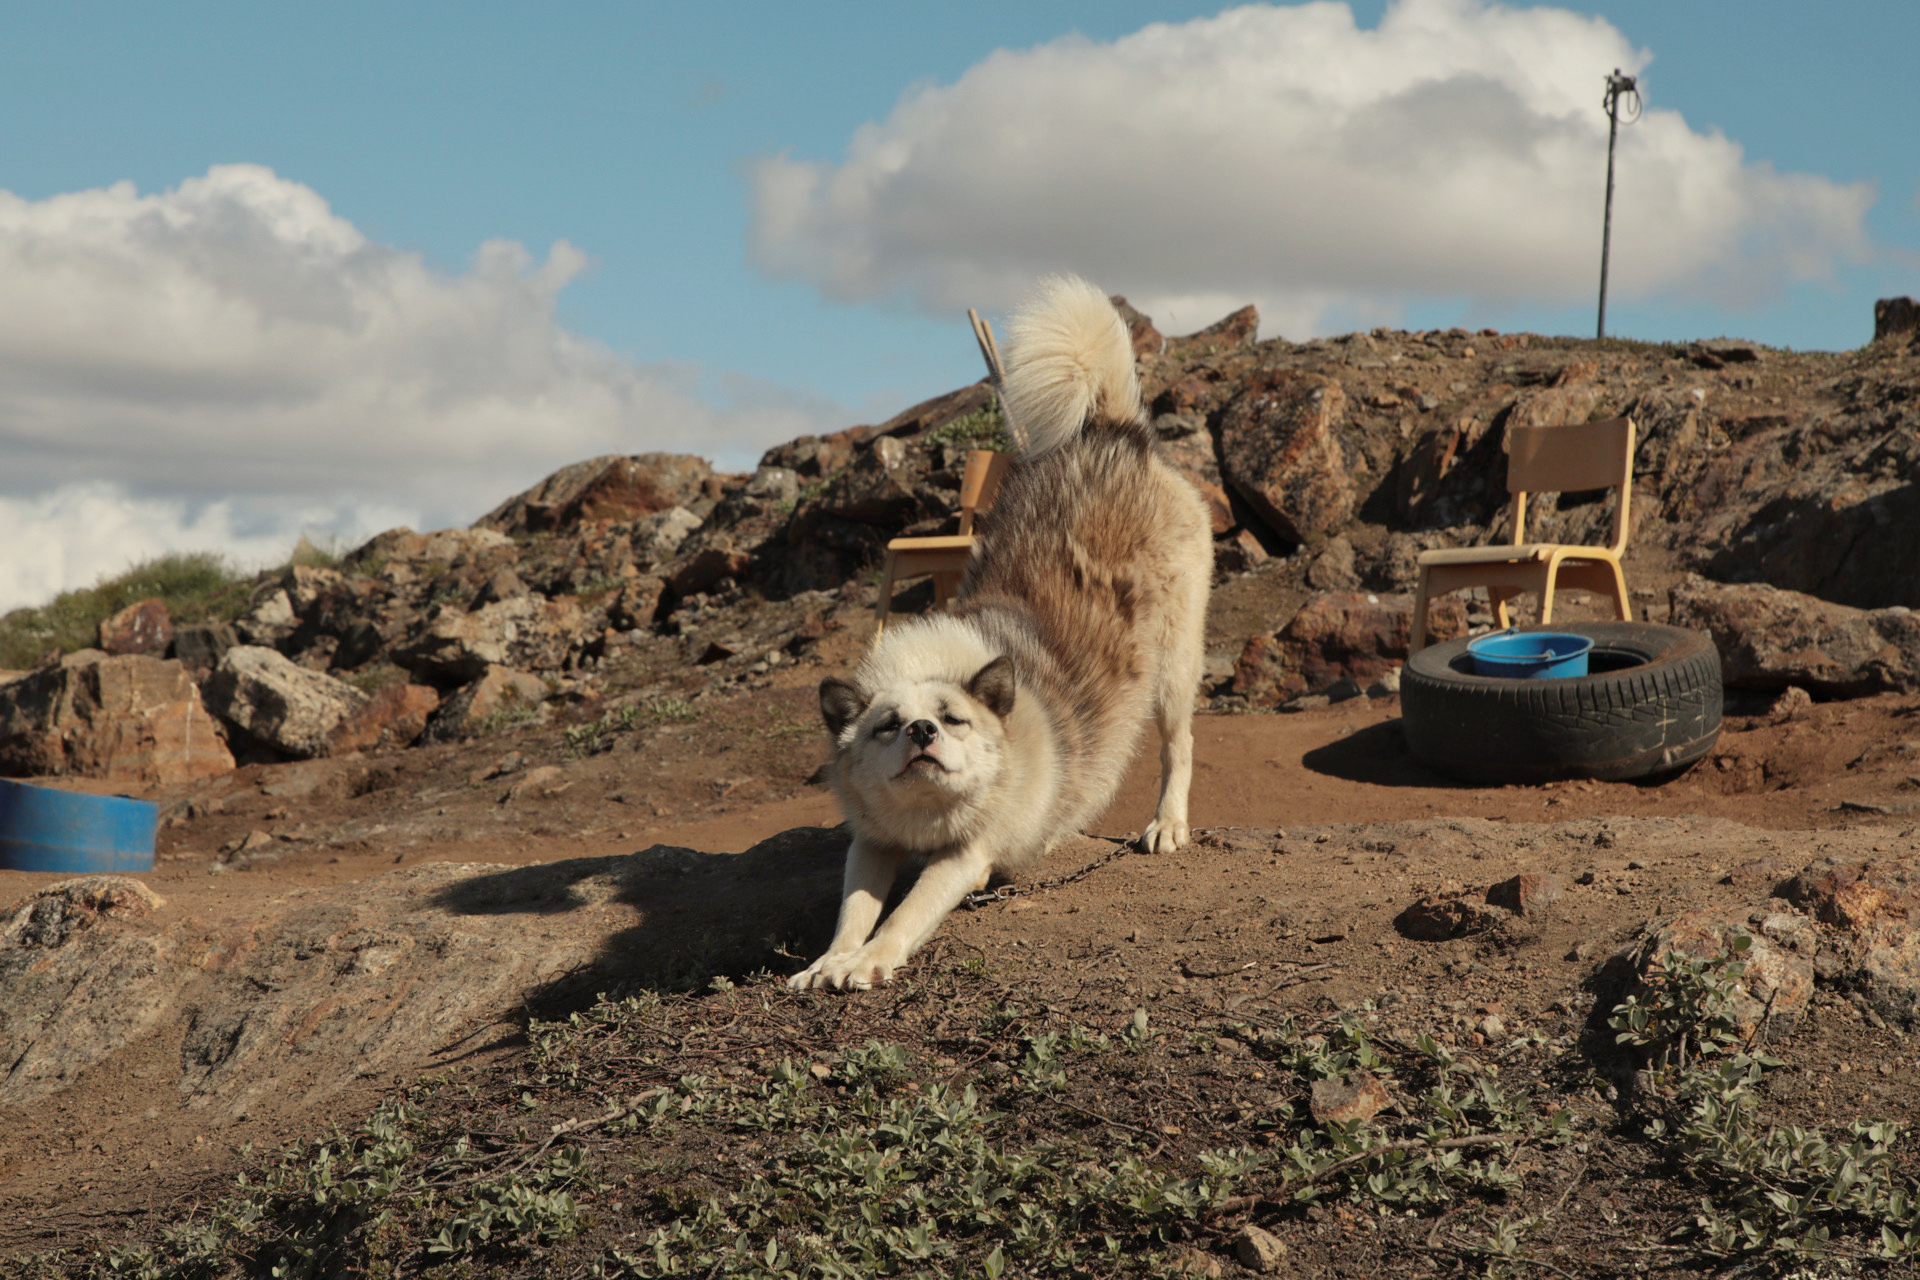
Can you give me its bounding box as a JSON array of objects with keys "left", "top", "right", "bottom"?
[
  {"left": 203, "top": 646, "right": 370, "bottom": 759},
  {"left": 0, "top": 826, "right": 849, "bottom": 1118},
  {"left": 1768, "top": 685, "right": 1814, "bottom": 721},
  {"left": 1309, "top": 1069, "right": 1391, "bottom": 1124},
  {"left": 0, "top": 652, "right": 234, "bottom": 784},
  {"left": 1214, "top": 529, "right": 1270, "bottom": 574},
  {"left": 327, "top": 683, "right": 440, "bottom": 754},
  {"left": 1722, "top": 856, "right": 1791, "bottom": 889},
  {"left": 171, "top": 621, "right": 238, "bottom": 673},
  {"left": 1232, "top": 591, "right": 1465, "bottom": 707},
  {"left": 236, "top": 587, "right": 296, "bottom": 647},
  {"left": 1872, "top": 296, "right": 1918, "bottom": 345},
  {"left": 1669, "top": 574, "right": 1920, "bottom": 696},
  {"left": 744, "top": 465, "right": 800, "bottom": 507},
  {"left": 638, "top": 507, "right": 705, "bottom": 561},
  {"left": 1218, "top": 372, "right": 1355, "bottom": 544},
  {"left": 1478, "top": 1014, "right": 1507, "bottom": 1039},
  {"left": 1486, "top": 873, "right": 1565, "bottom": 918},
  {"left": 1232, "top": 1224, "right": 1288, "bottom": 1273},
  {"left": 1306, "top": 536, "right": 1361, "bottom": 591},
  {"left": 97, "top": 598, "right": 174, "bottom": 657},
  {"left": 609, "top": 576, "right": 668, "bottom": 631},
  {"left": 1777, "top": 857, "right": 1920, "bottom": 1027},
  {"left": 1613, "top": 907, "right": 1814, "bottom": 1039},
  {"left": 475, "top": 453, "right": 722, "bottom": 535},
  {"left": 666, "top": 545, "right": 754, "bottom": 598},
  {"left": 1395, "top": 891, "right": 1503, "bottom": 941},
  {"left": 422, "top": 665, "right": 551, "bottom": 742},
  {"left": 393, "top": 596, "right": 587, "bottom": 681},
  {"left": 505, "top": 763, "right": 571, "bottom": 802},
  {"left": 474, "top": 565, "right": 530, "bottom": 605},
  {"left": 1164, "top": 304, "right": 1259, "bottom": 359}
]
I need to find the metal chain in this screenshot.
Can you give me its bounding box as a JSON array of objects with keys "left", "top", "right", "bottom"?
[{"left": 958, "top": 834, "right": 1138, "bottom": 910}]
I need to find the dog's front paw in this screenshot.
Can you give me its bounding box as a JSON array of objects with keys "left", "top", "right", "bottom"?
[
  {"left": 1140, "top": 815, "right": 1189, "bottom": 854},
  {"left": 791, "top": 945, "right": 900, "bottom": 992}
]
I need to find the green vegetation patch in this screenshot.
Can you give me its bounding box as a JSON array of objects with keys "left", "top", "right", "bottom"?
[
  {"left": 0, "top": 552, "right": 250, "bottom": 670},
  {"left": 27, "top": 943, "right": 1920, "bottom": 1278}
]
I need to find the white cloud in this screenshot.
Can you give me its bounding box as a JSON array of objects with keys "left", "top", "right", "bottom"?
[
  {"left": 749, "top": 0, "right": 1875, "bottom": 336},
  {"left": 0, "top": 164, "right": 847, "bottom": 611},
  {"left": 0, "top": 484, "right": 415, "bottom": 616}
]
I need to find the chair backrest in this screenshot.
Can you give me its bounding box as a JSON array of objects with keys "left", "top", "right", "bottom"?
[
  {"left": 957, "top": 449, "right": 1012, "bottom": 536},
  {"left": 1506, "top": 416, "right": 1635, "bottom": 554}
]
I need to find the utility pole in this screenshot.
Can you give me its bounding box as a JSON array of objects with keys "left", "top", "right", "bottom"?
[{"left": 1596, "top": 68, "right": 1640, "bottom": 340}]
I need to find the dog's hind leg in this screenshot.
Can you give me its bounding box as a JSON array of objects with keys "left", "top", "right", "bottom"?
[
  {"left": 1141, "top": 568, "right": 1209, "bottom": 855},
  {"left": 788, "top": 835, "right": 898, "bottom": 990}
]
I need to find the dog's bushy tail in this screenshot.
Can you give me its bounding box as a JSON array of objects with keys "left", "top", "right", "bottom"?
[{"left": 999, "top": 275, "right": 1144, "bottom": 457}]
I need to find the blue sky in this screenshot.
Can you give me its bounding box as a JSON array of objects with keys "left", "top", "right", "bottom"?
[{"left": 2, "top": 1, "right": 1916, "bottom": 611}]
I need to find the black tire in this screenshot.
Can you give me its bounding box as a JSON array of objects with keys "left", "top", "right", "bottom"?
[{"left": 1401, "top": 621, "right": 1722, "bottom": 784}]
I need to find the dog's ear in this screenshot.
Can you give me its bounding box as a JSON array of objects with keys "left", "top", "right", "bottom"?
[
  {"left": 819, "top": 678, "right": 868, "bottom": 738},
  {"left": 967, "top": 656, "right": 1016, "bottom": 720}
]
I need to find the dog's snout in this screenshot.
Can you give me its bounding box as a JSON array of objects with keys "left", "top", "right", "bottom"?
[{"left": 905, "top": 719, "right": 938, "bottom": 748}]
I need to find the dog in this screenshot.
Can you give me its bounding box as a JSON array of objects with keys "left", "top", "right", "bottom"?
[{"left": 789, "top": 275, "right": 1214, "bottom": 992}]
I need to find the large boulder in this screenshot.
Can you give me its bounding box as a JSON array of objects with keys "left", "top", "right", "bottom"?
[
  {"left": 1668, "top": 573, "right": 1920, "bottom": 696},
  {"left": 1217, "top": 372, "right": 1356, "bottom": 544},
  {"left": 1233, "top": 591, "right": 1466, "bottom": 707},
  {"left": 202, "top": 646, "right": 370, "bottom": 759},
  {"left": 0, "top": 652, "right": 235, "bottom": 784}
]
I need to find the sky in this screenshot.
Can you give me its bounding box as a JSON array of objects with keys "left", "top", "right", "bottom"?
[{"left": 2, "top": 0, "right": 1916, "bottom": 613}]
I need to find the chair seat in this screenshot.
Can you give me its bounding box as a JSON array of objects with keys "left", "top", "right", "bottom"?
[
  {"left": 1416, "top": 542, "right": 1613, "bottom": 568},
  {"left": 886, "top": 533, "right": 975, "bottom": 553}
]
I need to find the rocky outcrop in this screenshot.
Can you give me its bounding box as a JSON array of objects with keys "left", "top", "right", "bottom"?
[
  {"left": 0, "top": 652, "right": 234, "bottom": 784},
  {"left": 1232, "top": 590, "right": 1466, "bottom": 707},
  {"left": 0, "top": 827, "right": 845, "bottom": 1117},
  {"left": 474, "top": 454, "right": 724, "bottom": 536},
  {"left": 1669, "top": 573, "right": 1920, "bottom": 695},
  {"left": 202, "top": 646, "right": 369, "bottom": 759}
]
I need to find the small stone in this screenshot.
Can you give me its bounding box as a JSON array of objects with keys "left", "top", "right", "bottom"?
[
  {"left": 1478, "top": 1014, "right": 1506, "bottom": 1039},
  {"left": 1233, "top": 1224, "right": 1289, "bottom": 1273},
  {"left": 1309, "top": 1069, "right": 1391, "bottom": 1124},
  {"left": 1486, "top": 872, "right": 1565, "bottom": 918}
]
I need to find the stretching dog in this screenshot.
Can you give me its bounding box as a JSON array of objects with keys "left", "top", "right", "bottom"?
[{"left": 790, "top": 276, "right": 1213, "bottom": 991}]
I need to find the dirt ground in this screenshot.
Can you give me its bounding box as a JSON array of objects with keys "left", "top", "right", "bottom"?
[{"left": 7, "top": 627, "right": 1920, "bottom": 1262}]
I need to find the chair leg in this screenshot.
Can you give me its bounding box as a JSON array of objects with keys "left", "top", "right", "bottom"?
[
  {"left": 874, "top": 553, "right": 899, "bottom": 636},
  {"left": 932, "top": 570, "right": 964, "bottom": 609},
  {"left": 1605, "top": 559, "right": 1631, "bottom": 620},
  {"left": 1491, "top": 588, "right": 1514, "bottom": 631},
  {"left": 1538, "top": 575, "right": 1556, "bottom": 625}
]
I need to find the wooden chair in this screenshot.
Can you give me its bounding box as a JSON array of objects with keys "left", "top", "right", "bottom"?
[
  {"left": 1410, "top": 416, "right": 1637, "bottom": 652},
  {"left": 873, "top": 448, "right": 1010, "bottom": 635}
]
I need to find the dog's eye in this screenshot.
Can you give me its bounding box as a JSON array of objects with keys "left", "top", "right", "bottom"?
[
  {"left": 941, "top": 713, "right": 968, "bottom": 727},
  {"left": 873, "top": 714, "right": 901, "bottom": 737}
]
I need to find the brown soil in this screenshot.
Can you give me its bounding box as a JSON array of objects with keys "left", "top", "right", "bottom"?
[{"left": 7, "top": 621, "right": 1920, "bottom": 1267}]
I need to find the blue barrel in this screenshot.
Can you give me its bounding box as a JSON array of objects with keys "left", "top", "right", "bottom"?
[
  {"left": 1466, "top": 630, "right": 1594, "bottom": 679},
  {"left": 0, "top": 779, "right": 158, "bottom": 873}
]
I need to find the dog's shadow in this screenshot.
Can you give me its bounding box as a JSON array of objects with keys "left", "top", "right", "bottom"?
[{"left": 1300, "top": 718, "right": 1470, "bottom": 789}]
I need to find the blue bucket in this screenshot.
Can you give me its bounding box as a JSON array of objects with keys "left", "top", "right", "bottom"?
[
  {"left": 1467, "top": 630, "right": 1593, "bottom": 679},
  {"left": 0, "top": 779, "right": 158, "bottom": 873}
]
